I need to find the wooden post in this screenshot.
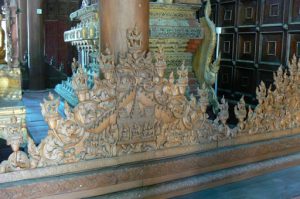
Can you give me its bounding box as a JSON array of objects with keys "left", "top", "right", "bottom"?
[
  {"left": 100, "top": 0, "right": 149, "bottom": 61},
  {"left": 17, "top": 0, "right": 27, "bottom": 64},
  {"left": 27, "top": 0, "right": 45, "bottom": 89}
]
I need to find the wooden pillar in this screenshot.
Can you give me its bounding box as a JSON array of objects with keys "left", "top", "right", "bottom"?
[
  {"left": 27, "top": 0, "right": 45, "bottom": 89},
  {"left": 17, "top": 0, "right": 27, "bottom": 64},
  {"left": 100, "top": 0, "right": 149, "bottom": 60}
]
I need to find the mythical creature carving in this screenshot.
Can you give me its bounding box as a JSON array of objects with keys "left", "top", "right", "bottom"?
[{"left": 192, "top": 0, "right": 220, "bottom": 112}]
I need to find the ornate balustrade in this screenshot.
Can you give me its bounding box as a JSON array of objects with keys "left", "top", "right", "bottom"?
[
  {"left": 1, "top": 24, "right": 300, "bottom": 198},
  {"left": 1, "top": 1, "right": 300, "bottom": 198},
  {"left": 2, "top": 25, "right": 300, "bottom": 172}
]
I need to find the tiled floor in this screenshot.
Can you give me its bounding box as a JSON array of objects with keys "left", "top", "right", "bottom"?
[{"left": 23, "top": 90, "right": 53, "bottom": 143}]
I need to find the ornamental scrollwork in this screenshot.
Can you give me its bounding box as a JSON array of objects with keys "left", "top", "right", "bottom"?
[{"left": 1, "top": 28, "right": 300, "bottom": 173}]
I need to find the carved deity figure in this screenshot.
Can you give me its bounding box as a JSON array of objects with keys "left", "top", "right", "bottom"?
[
  {"left": 0, "top": 14, "right": 6, "bottom": 64},
  {"left": 0, "top": 116, "right": 30, "bottom": 173},
  {"left": 127, "top": 25, "right": 142, "bottom": 50}
]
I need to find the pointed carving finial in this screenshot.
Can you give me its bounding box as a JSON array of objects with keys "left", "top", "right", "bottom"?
[
  {"left": 234, "top": 96, "right": 247, "bottom": 130},
  {"left": 218, "top": 96, "right": 229, "bottom": 126}
]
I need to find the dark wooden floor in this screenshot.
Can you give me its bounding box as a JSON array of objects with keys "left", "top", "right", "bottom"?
[{"left": 175, "top": 165, "right": 300, "bottom": 199}]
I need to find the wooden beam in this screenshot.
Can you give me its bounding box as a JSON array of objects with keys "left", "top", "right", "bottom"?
[{"left": 27, "top": 0, "right": 45, "bottom": 89}]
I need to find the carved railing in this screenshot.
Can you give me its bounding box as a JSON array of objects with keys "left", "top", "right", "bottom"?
[{"left": 1, "top": 24, "right": 300, "bottom": 173}]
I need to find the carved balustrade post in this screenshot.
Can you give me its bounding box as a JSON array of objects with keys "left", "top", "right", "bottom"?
[{"left": 99, "top": 0, "right": 149, "bottom": 62}]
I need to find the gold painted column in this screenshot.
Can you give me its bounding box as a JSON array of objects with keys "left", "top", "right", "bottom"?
[
  {"left": 100, "top": 0, "right": 149, "bottom": 60},
  {"left": 27, "top": 0, "right": 45, "bottom": 89}
]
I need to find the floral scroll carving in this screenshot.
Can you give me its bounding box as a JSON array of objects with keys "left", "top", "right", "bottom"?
[{"left": 2, "top": 28, "right": 300, "bottom": 173}]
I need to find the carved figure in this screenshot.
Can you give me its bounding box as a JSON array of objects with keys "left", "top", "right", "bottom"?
[
  {"left": 192, "top": 0, "right": 220, "bottom": 112},
  {"left": 234, "top": 96, "right": 247, "bottom": 131},
  {"left": 0, "top": 116, "right": 30, "bottom": 173}
]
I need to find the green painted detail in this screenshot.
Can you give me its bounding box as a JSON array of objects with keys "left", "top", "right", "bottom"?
[
  {"left": 150, "top": 3, "right": 200, "bottom": 20},
  {"left": 150, "top": 27, "right": 201, "bottom": 38},
  {"left": 150, "top": 18, "right": 199, "bottom": 27}
]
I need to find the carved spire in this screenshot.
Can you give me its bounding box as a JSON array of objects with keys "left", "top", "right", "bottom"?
[{"left": 234, "top": 96, "right": 247, "bottom": 131}]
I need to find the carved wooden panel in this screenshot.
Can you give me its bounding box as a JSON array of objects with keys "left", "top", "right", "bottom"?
[
  {"left": 288, "top": 33, "right": 300, "bottom": 60},
  {"left": 262, "top": 0, "right": 284, "bottom": 25},
  {"left": 258, "top": 69, "right": 275, "bottom": 89},
  {"left": 220, "top": 33, "right": 234, "bottom": 60},
  {"left": 235, "top": 67, "right": 255, "bottom": 96},
  {"left": 237, "top": 33, "right": 256, "bottom": 62},
  {"left": 45, "top": 21, "right": 58, "bottom": 62},
  {"left": 211, "top": 0, "right": 300, "bottom": 105},
  {"left": 45, "top": 0, "right": 58, "bottom": 20},
  {"left": 260, "top": 33, "right": 283, "bottom": 65},
  {"left": 45, "top": 0, "right": 80, "bottom": 20},
  {"left": 290, "top": 0, "right": 300, "bottom": 23},
  {"left": 58, "top": 0, "right": 70, "bottom": 17},
  {"left": 45, "top": 0, "right": 81, "bottom": 75},
  {"left": 219, "top": 2, "right": 235, "bottom": 27},
  {"left": 218, "top": 65, "right": 233, "bottom": 92},
  {"left": 238, "top": 0, "right": 257, "bottom": 26}
]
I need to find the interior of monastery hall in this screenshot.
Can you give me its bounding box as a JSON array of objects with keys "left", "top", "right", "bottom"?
[{"left": 2, "top": 0, "right": 300, "bottom": 198}]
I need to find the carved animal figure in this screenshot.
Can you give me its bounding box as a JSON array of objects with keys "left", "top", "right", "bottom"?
[{"left": 192, "top": 0, "right": 221, "bottom": 112}]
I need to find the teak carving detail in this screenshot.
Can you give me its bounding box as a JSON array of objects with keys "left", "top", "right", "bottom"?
[{"left": 2, "top": 29, "right": 300, "bottom": 172}]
